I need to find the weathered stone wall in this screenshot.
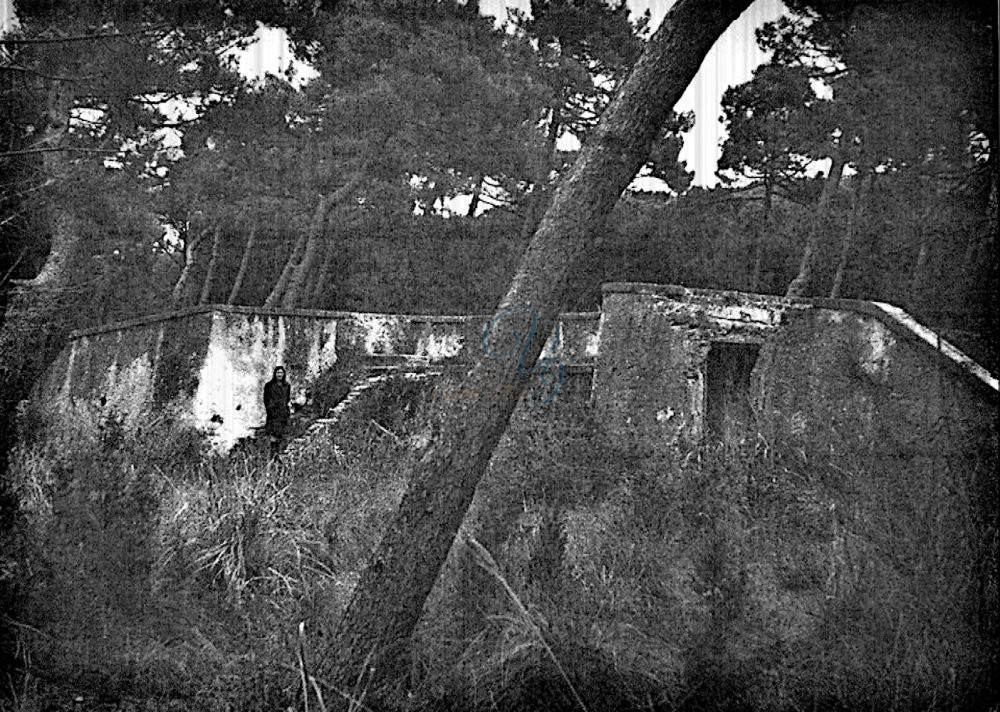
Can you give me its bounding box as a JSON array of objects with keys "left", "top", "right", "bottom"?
[
  {"left": 36, "top": 305, "right": 601, "bottom": 450},
  {"left": 758, "top": 304, "right": 996, "bottom": 457},
  {"left": 594, "top": 283, "right": 804, "bottom": 451},
  {"left": 592, "top": 282, "right": 996, "bottom": 456},
  {"left": 34, "top": 287, "right": 994, "bottom": 456}
]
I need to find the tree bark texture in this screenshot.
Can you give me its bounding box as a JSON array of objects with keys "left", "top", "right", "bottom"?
[
  {"left": 227, "top": 223, "right": 258, "bottom": 305},
  {"left": 171, "top": 226, "right": 208, "bottom": 308},
  {"left": 466, "top": 176, "right": 484, "bottom": 217},
  {"left": 281, "top": 165, "right": 370, "bottom": 309},
  {"left": 829, "top": 170, "right": 873, "bottom": 299},
  {"left": 786, "top": 154, "right": 845, "bottom": 297},
  {"left": 264, "top": 229, "right": 307, "bottom": 309},
  {"left": 197, "top": 225, "right": 222, "bottom": 306},
  {"left": 280, "top": 193, "right": 334, "bottom": 310},
  {"left": 310, "top": 216, "right": 347, "bottom": 307},
  {"left": 318, "top": 0, "right": 755, "bottom": 703},
  {"left": 750, "top": 174, "right": 773, "bottom": 292}
]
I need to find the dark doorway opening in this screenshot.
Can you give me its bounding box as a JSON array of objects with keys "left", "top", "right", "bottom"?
[{"left": 705, "top": 342, "right": 761, "bottom": 441}]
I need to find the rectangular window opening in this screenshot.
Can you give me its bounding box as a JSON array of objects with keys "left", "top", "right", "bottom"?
[{"left": 705, "top": 341, "right": 761, "bottom": 441}]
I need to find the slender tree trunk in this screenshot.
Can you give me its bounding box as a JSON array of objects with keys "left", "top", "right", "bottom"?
[
  {"left": 281, "top": 168, "right": 369, "bottom": 309},
  {"left": 517, "top": 187, "right": 545, "bottom": 241},
  {"left": 318, "top": 0, "right": 754, "bottom": 703},
  {"left": 197, "top": 224, "right": 222, "bottom": 305},
  {"left": 829, "top": 170, "right": 873, "bottom": 299},
  {"left": 311, "top": 221, "right": 345, "bottom": 308},
  {"left": 227, "top": 224, "right": 258, "bottom": 305},
  {"left": 466, "top": 176, "right": 484, "bottom": 217},
  {"left": 750, "top": 174, "right": 773, "bottom": 292},
  {"left": 264, "top": 230, "right": 307, "bottom": 309},
  {"left": 308, "top": 239, "right": 332, "bottom": 306},
  {"left": 172, "top": 227, "right": 208, "bottom": 308},
  {"left": 786, "top": 154, "right": 845, "bottom": 297},
  {"left": 280, "top": 194, "right": 333, "bottom": 310}
]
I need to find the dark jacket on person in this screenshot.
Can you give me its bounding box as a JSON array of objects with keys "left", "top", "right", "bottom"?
[{"left": 264, "top": 371, "right": 291, "bottom": 435}]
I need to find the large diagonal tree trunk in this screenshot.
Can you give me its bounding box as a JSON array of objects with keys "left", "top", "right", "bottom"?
[{"left": 318, "top": 0, "right": 754, "bottom": 703}]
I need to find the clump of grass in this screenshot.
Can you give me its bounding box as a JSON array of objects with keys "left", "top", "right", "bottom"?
[{"left": 155, "top": 459, "right": 335, "bottom": 606}]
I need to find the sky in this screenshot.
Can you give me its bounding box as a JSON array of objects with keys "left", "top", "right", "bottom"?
[
  {"left": 2, "top": 0, "right": 787, "bottom": 187},
  {"left": 481, "top": 0, "right": 786, "bottom": 186}
]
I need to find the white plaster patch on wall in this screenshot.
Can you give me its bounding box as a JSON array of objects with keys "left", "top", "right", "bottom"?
[
  {"left": 416, "top": 330, "right": 463, "bottom": 361},
  {"left": 649, "top": 297, "right": 782, "bottom": 328},
  {"left": 275, "top": 316, "right": 288, "bottom": 361},
  {"left": 702, "top": 304, "right": 781, "bottom": 327},
  {"left": 192, "top": 330, "right": 241, "bottom": 451},
  {"left": 355, "top": 314, "right": 400, "bottom": 355},
  {"left": 584, "top": 330, "right": 600, "bottom": 358},
  {"left": 192, "top": 313, "right": 290, "bottom": 451},
  {"left": 707, "top": 304, "right": 776, "bottom": 325},
  {"left": 859, "top": 318, "right": 894, "bottom": 378},
  {"left": 305, "top": 320, "right": 338, "bottom": 377}
]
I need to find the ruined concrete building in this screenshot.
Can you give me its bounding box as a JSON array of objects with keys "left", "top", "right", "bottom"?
[
  {"left": 38, "top": 282, "right": 996, "bottom": 464},
  {"left": 24, "top": 283, "right": 997, "bottom": 703}
]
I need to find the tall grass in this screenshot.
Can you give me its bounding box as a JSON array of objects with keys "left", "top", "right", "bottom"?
[
  {"left": 5, "top": 385, "right": 415, "bottom": 711},
  {"left": 416, "top": 402, "right": 996, "bottom": 711},
  {"left": 4, "top": 380, "right": 996, "bottom": 711}
]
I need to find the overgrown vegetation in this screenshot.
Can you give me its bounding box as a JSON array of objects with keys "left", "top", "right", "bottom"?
[{"left": 3, "top": 376, "right": 994, "bottom": 711}]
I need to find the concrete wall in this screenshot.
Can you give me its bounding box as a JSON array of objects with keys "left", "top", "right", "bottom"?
[
  {"left": 592, "top": 282, "right": 996, "bottom": 457},
  {"left": 593, "top": 283, "right": 802, "bottom": 452},
  {"left": 35, "top": 285, "right": 994, "bottom": 455},
  {"left": 759, "top": 304, "right": 996, "bottom": 459},
  {"left": 37, "top": 305, "right": 601, "bottom": 450}
]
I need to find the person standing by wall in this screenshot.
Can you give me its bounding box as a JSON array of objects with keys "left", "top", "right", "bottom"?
[{"left": 263, "top": 366, "right": 292, "bottom": 459}]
